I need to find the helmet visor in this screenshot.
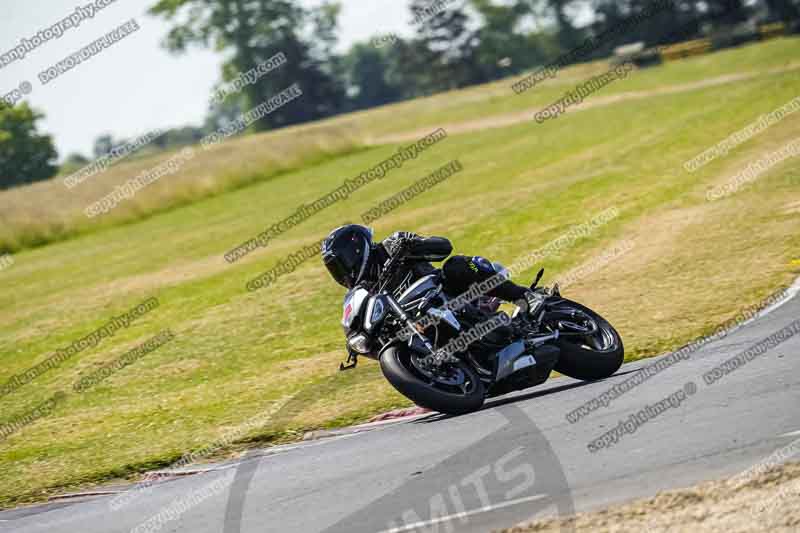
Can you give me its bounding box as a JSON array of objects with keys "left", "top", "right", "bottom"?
[
  {"left": 324, "top": 256, "right": 355, "bottom": 288},
  {"left": 323, "top": 237, "right": 369, "bottom": 289}
]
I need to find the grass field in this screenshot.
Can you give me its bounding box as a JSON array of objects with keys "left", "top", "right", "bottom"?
[{"left": 1, "top": 37, "right": 799, "bottom": 508}]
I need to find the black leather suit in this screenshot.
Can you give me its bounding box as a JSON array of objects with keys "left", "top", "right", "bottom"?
[{"left": 365, "top": 232, "right": 529, "bottom": 302}]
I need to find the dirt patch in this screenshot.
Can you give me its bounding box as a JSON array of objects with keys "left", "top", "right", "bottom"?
[
  {"left": 557, "top": 185, "right": 799, "bottom": 358},
  {"left": 372, "top": 64, "right": 800, "bottom": 145},
  {"left": 92, "top": 254, "right": 228, "bottom": 297},
  {"left": 498, "top": 462, "right": 800, "bottom": 533},
  {"left": 782, "top": 200, "right": 800, "bottom": 215},
  {"left": 599, "top": 204, "right": 711, "bottom": 278}
]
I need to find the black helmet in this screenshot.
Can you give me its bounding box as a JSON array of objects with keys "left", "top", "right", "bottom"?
[{"left": 321, "top": 225, "right": 374, "bottom": 288}]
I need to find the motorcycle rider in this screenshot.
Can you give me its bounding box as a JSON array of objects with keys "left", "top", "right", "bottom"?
[{"left": 320, "top": 224, "right": 545, "bottom": 320}]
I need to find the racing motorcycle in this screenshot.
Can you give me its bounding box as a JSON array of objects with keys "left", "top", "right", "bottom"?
[{"left": 339, "top": 251, "right": 624, "bottom": 415}]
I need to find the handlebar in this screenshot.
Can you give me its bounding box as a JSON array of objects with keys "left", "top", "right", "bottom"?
[{"left": 377, "top": 241, "right": 410, "bottom": 289}]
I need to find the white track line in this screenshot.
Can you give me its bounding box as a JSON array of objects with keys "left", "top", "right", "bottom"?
[
  {"left": 711, "top": 275, "right": 800, "bottom": 339},
  {"left": 376, "top": 494, "right": 547, "bottom": 533}
]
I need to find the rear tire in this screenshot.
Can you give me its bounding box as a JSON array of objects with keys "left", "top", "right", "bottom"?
[
  {"left": 548, "top": 299, "right": 624, "bottom": 381},
  {"left": 380, "top": 346, "right": 485, "bottom": 415}
]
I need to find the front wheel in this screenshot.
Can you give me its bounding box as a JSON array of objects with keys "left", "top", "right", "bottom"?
[
  {"left": 544, "top": 298, "right": 624, "bottom": 381},
  {"left": 380, "top": 346, "right": 485, "bottom": 415}
]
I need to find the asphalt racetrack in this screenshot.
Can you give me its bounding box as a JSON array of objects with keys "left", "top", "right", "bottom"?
[{"left": 3, "top": 280, "right": 800, "bottom": 533}]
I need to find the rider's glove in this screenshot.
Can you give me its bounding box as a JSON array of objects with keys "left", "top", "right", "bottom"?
[
  {"left": 383, "top": 231, "right": 418, "bottom": 257},
  {"left": 517, "top": 290, "right": 546, "bottom": 324}
]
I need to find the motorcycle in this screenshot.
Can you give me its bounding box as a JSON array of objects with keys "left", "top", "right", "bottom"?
[{"left": 338, "top": 251, "right": 624, "bottom": 415}]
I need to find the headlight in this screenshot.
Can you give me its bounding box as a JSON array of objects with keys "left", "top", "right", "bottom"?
[
  {"left": 364, "top": 296, "right": 387, "bottom": 332},
  {"left": 347, "top": 333, "right": 372, "bottom": 354},
  {"left": 371, "top": 298, "right": 385, "bottom": 323}
]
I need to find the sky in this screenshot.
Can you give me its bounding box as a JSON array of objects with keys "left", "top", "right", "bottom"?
[{"left": 0, "top": 0, "right": 414, "bottom": 159}]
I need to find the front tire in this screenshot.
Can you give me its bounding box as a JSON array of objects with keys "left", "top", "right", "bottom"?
[
  {"left": 546, "top": 299, "right": 624, "bottom": 381},
  {"left": 380, "top": 346, "right": 485, "bottom": 415}
]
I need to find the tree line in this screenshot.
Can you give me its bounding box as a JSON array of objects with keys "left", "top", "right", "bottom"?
[{"left": 2, "top": 0, "right": 799, "bottom": 189}]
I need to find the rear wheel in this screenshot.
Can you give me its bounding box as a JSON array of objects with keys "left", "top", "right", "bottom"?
[
  {"left": 544, "top": 299, "right": 624, "bottom": 381},
  {"left": 380, "top": 346, "right": 485, "bottom": 415}
]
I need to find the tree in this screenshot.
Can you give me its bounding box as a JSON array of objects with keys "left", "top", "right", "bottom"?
[
  {"left": 764, "top": 0, "right": 800, "bottom": 23},
  {"left": 59, "top": 153, "right": 91, "bottom": 176},
  {"left": 579, "top": 0, "right": 755, "bottom": 54},
  {"left": 204, "top": 96, "right": 245, "bottom": 135},
  {"left": 716, "top": 0, "right": 749, "bottom": 24},
  {"left": 149, "top": 0, "right": 346, "bottom": 130},
  {"left": 93, "top": 134, "right": 114, "bottom": 158},
  {"left": 584, "top": 0, "right": 687, "bottom": 54},
  {"left": 340, "top": 43, "right": 403, "bottom": 111},
  {"left": 382, "top": 37, "right": 439, "bottom": 99},
  {"left": 0, "top": 102, "right": 58, "bottom": 189},
  {"left": 471, "top": 0, "right": 560, "bottom": 80},
  {"left": 408, "top": 0, "right": 484, "bottom": 90},
  {"left": 551, "top": 0, "right": 583, "bottom": 48},
  {"left": 65, "top": 153, "right": 90, "bottom": 165}
]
